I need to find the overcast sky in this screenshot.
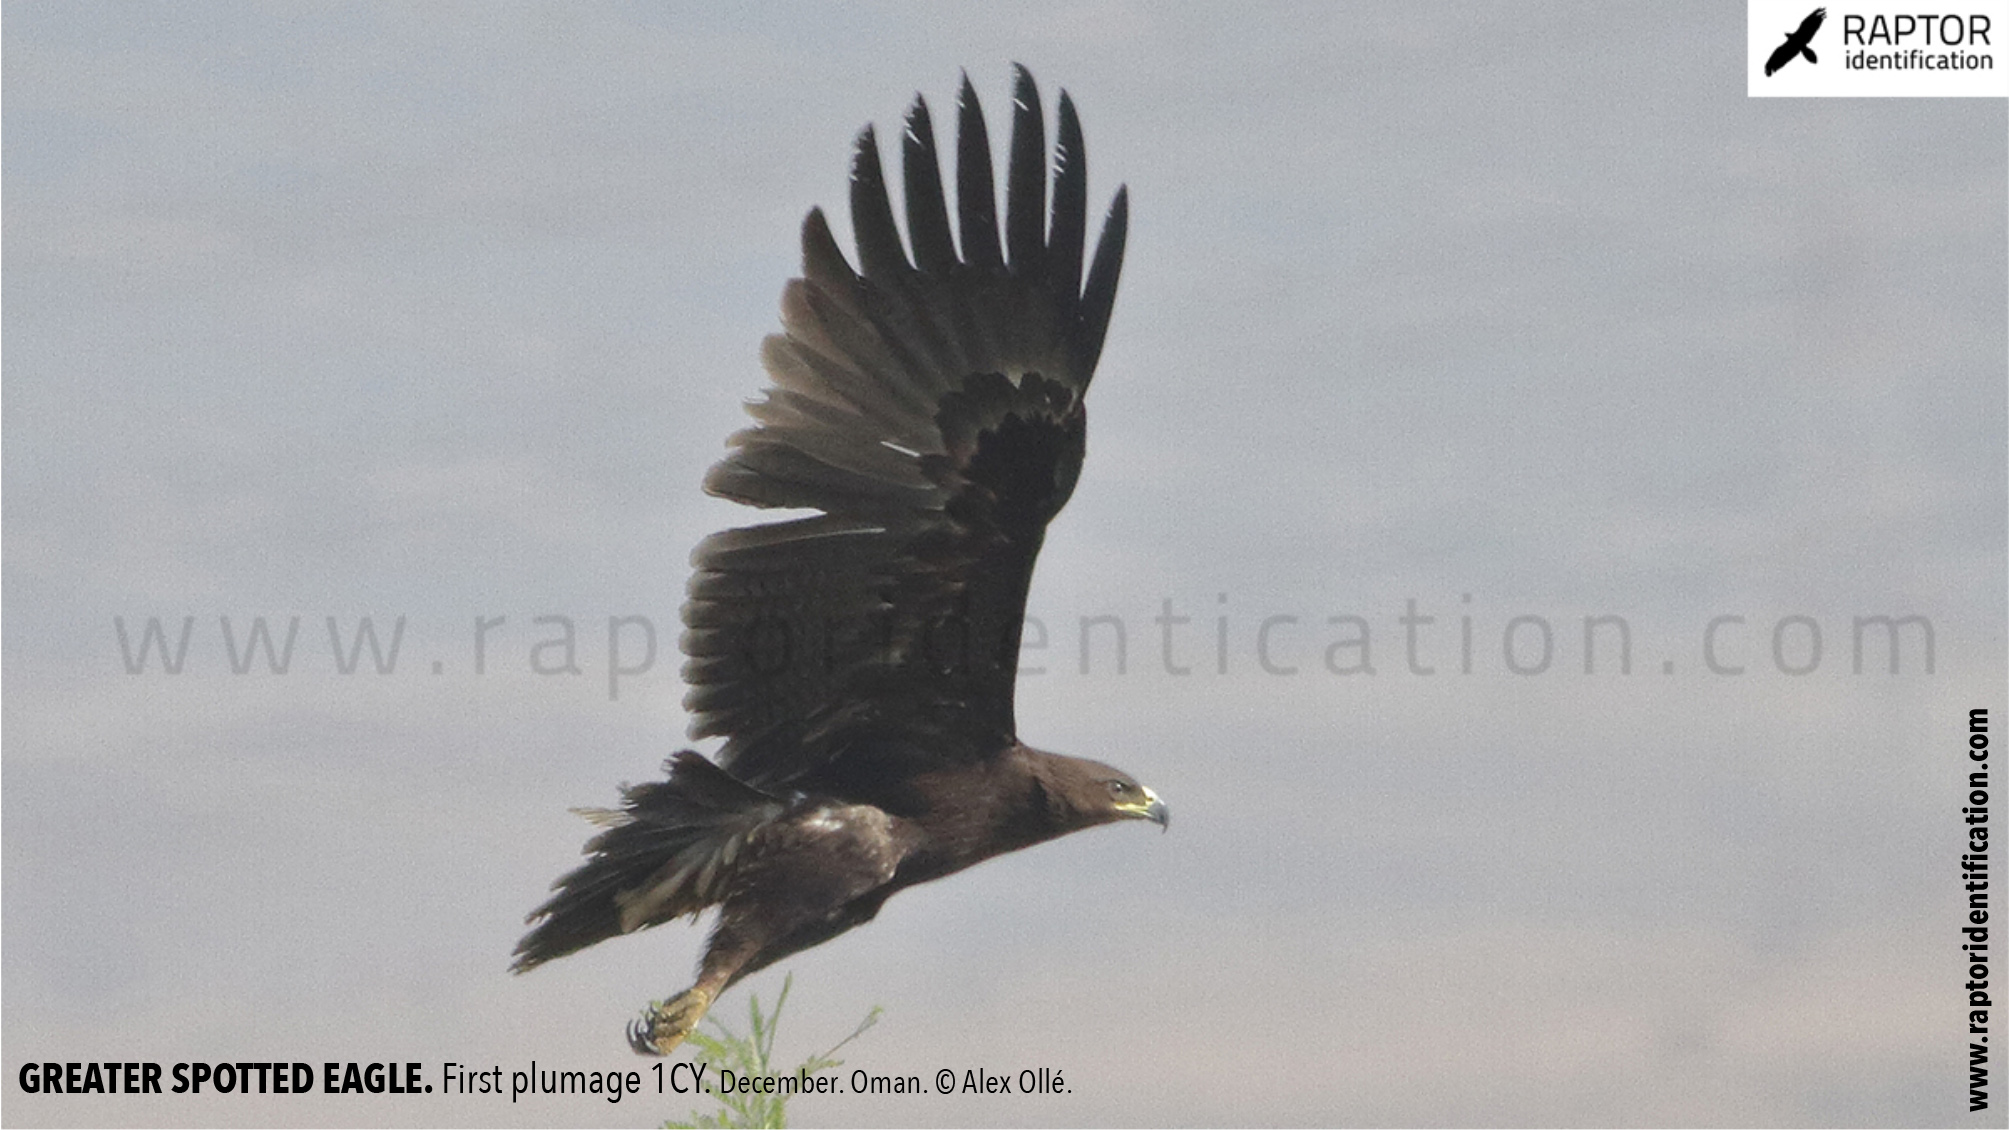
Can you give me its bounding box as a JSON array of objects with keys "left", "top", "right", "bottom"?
[{"left": 6, "top": 4, "right": 2005, "bottom": 1126}]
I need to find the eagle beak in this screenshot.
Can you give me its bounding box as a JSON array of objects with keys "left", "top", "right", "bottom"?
[{"left": 1127, "top": 785, "right": 1169, "bottom": 832}]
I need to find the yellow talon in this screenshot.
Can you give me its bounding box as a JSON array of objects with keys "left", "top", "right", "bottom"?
[{"left": 628, "top": 987, "right": 715, "bottom": 1056}]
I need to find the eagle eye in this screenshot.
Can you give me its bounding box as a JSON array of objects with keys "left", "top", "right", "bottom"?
[{"left": 1106, "top": 780, "right": 1130, "bottom": 798}]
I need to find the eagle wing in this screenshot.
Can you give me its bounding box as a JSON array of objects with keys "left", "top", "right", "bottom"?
[{"left": 681, "top": 67, "right": 1128, "bottom": 792}]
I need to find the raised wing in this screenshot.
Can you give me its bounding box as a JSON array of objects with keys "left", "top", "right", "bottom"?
[{"left": 681, "top": 67, "right": 1128, "bottom": 793}]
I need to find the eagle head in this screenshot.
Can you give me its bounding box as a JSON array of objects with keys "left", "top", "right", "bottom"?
[
  {"left": 1018, "top": 747, "right": 1169, "bottom": 835},
  {"left": 1099, "top": 772, "right": 1169, "bottom": 830}
]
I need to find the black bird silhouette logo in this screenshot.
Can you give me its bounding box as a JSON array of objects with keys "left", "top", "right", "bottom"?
[{"left": 1766, "top": 7, "right": 1827, "bottom": 75}]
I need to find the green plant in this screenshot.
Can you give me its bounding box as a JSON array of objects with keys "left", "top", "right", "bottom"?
[{"left": 664, "top": 974, "right": 881, "bottom": 1129}]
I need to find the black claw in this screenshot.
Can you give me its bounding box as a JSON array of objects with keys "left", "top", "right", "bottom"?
[{"left": 628, "top": 1013, "right": 665, "bottom": 1057}]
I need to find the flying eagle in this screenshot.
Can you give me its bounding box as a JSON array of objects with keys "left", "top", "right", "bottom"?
[
  {"left": 1765, "top": 7, "right": 1826, "bottom": 76},
  {"left": 512, "top": 67, "right": 1164, "bottom": 1057}
]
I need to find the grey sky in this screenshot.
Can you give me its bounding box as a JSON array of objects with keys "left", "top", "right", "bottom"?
[{"left": 5, "top": 3, "right": 2004, "bottom": 1126}]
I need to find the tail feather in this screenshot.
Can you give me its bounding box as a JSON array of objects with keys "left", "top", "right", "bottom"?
[{"left": 512, "top": 751, "right": 785, "bottom": 972}]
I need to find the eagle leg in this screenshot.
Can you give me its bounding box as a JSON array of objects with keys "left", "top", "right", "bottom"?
[
  {"left": 628, "top": 922, "right": 766, "bottom": 1056},
  {"left": 630, "top": 986, "right": 717, "bottom": 1056},
  {"left": 627, "top": 908, "right": 767, "bottom": 1053},
  {"left": 627, "top": 800, "right": 909, "bottom": 1056}
]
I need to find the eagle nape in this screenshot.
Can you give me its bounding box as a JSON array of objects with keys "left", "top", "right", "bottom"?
[{"left": 513, "top": 65, "right": 1159, "bottom": 1059}]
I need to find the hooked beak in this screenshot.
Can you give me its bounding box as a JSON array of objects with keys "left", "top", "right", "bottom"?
[{"left": 1125, "top": 785, "right": 1169, "bottom": 832}]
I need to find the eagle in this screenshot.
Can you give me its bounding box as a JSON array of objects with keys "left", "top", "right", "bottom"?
[
  {"left": 1765, "top": 7, "right": 1826, "bottom": 76},
  {"left": 512, "top": 67, "right": 1165, "bottom": 1057}
]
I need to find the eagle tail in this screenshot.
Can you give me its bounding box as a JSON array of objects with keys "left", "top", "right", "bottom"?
[
  {"left": 511, "top": 751, "right": 785, "bottom": 971},
  {"left": 1802, "top": 46, "right": 1817, "bottom": 64}
]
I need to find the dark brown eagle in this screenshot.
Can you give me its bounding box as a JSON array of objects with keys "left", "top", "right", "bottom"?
[
  {"left": 512, "top": 67, "right": 1164, "bottom": 1056},
  {"left": 1765, "top": 7, "right": 1826, "bottom": 76}
]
